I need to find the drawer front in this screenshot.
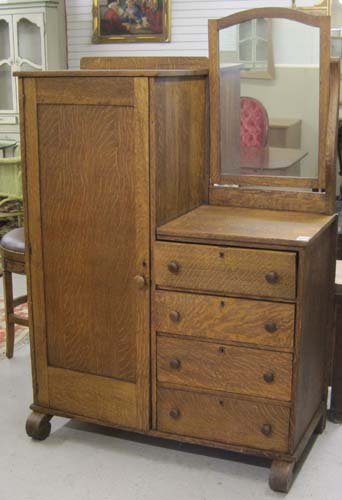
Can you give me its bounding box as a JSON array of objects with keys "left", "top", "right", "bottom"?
[
  {"left": 157, "top": 336, "right": 293, "bottom": 401},
  {"left": 157, "top": 388, "right": 290, "bottom": 452},
  {"left": 155, "top": 242, "right": 296, "bottom": 300},
  {"left": 155, "top": 291, "right": 295, "bottom": 349}
]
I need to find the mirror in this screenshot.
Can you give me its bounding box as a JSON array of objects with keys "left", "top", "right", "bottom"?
[
  {"left": 209, "top": 8, "right": 330, "bottom": 190},
  {"left": 219, "top": 18, "right": 320, "bottom": 179}
]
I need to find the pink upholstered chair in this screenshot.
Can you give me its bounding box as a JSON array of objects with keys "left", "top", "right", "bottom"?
[{"left": 240, "top": 96, "right": 269, "bottom": 148}]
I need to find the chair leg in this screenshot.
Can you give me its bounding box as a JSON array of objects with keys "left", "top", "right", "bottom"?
[{"left": 3, "top": 266, "right": 15, "bottom": 358}]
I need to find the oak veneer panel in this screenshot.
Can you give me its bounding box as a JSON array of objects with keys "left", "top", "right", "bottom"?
[
  {"left": 155, "top": 241, "right": 296, "bottom": 300},
  {"left": 151, "top": 77, "right": 208, "bottom": 226},
  {"left": 39, "top": 103, "right": 139, "bottom": 381},
  {"left": 209, "top": 186, "right": 327, "bottom": 214},
  {"left": 36, "top": 77, "right": 135, "bottom": 106},
  {"left": 157, "top": 205, "right": 335, "bottom": 248},
  {"left": 157, "top": 388, "right": 290, "bottom": 452},
  {"left": 81, "top": 56, "right": 209, "bottom": 70},
  {"left": 155, "top": 290, "right": 295, "bottom": 349},
  {"left": 157, "top": 336, "right": 293, "bottom": 401},
  {"left": 21, "top": 78, "right": 49, "bottom": 405},
  {"left": 35, "top": 78, "right": 150, "bottom": 393},
  {"left": 292, "top": 221, "right": 337, "bottom": 450},
  {"left": 48, "top": 367, "right": 137, "bottom": 428}
]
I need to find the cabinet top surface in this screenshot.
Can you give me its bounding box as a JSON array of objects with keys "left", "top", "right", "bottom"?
[
  {"left": 157, "top": 205, "right": 336, "bottom": 248},
  {"left": 15, "top": 69, "right": 209, "bottom": 78}
]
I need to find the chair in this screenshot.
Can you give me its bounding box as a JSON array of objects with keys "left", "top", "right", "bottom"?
[
  {"left": 240, "top": 96, "right": 269, "bottom": 148},
  {"left": 0, "top": 227, "right": 28, "bottom": 358},
  {"left": 0, "top": 148, "right": 23, "bottom": 236}
]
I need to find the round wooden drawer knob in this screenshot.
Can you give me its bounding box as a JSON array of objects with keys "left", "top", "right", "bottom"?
[
  {"left": 263, "top": 372, "right": 275, "bottom": 383},
  {"left": 170, "top": 358, "right": 181, "bottom": 370},
  {"left": 170, "top": 310, "right": 181, "bottom": 322},
  {"left": 261, "top": 424, "right": 272, "bottom": 436},
  {"left": 133, "top": 275, "right": 147, "bottom": 289},
  {"left": 265, "top": 271, "right": 279, "bottom": 284},
  {"left": 169, "top": 408, "right": 181, "bottom": 420},
  {"left": 168, "top": 261, "right": 180, "bottom": 274},
  {"left": 265, "top": 320, "right": 277, "bottom": 333}
]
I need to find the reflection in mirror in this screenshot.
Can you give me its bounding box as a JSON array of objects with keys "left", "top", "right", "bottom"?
[
  {"left": 219, "top": 18, "right": 320, "bottom": 179},
  {"left": 220, "top": 18, "right": 274, "bottom": 79}
]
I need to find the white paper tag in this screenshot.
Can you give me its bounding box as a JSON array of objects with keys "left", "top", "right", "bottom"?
[{"left": 296, "top": 236, "right": 311, "bottom": 242}]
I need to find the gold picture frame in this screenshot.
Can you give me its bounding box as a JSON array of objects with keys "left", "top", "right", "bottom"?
[
  {"left": 291, "top": 0, "right": 330, "bottom": 14},
  {"left": 92, "top": 0, "right": 171, "bottom": 43}
]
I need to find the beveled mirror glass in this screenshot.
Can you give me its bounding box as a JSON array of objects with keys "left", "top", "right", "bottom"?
[{"left": 209, "top": 8, "right": 330, "bottom": 190}]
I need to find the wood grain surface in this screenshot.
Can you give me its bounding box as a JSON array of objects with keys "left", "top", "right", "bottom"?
[
  {"left": 156, "top": 205, "right": 335, "bottom": 248},
  {"left": 157, "top": 336, "right": 293, "bottom": 401},
  {"left": 150, "top": 76, "right": 208, "bottom": 227},
  {"left": 36, "top": 77, "right": 135, "bottom": 106},
  {"left": 291, "top": 221, "right": 337, "bottom": 450},
  {"left": 157, "top": 387, "right": 290, "bottom": 452},
  {"left": 155, "top": 241, "right": 296, "bottom": 300},
  {"left": 39, "top": 101, "right": 140, "bottom": 381},
  {"left": 154, "top": 290, "right": 295, "bottom": 349},
  {"left": 209, "top": 186, "right": 327, "bottom": 214},
  {"left": 22, "top": 75, "right": 150, "bottom": 430},
  {"left": 80, "top": 56, "right": 209, "bottom": 70},
  {"left": 48, "top": 367, "right": 137, "bottom": 428}
]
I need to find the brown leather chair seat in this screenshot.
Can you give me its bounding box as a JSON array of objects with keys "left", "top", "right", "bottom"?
[
  {"left": 0, "top": 227, "right": 28, "bottom": 358},
  {"left": 0, "top": 227, "right": 25, "bottom": 253}
]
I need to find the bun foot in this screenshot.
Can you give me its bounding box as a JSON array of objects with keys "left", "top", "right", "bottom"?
[
  {"left": 26, "top": 411, "right": 52, "bottom": 441},
  {"left": 269, "top": 460, "right": 296, "bottom": 493}
]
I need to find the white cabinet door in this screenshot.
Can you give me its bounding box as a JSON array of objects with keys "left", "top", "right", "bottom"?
[
  {"left": 12, "top": 13, "right": 46, "bottom": 73},
  {"left": 0, "top": 15, "right": 16, "bottom": 117}
]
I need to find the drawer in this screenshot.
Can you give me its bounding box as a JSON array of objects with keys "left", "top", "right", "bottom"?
[
  {"left": 155, "top": 242, "right": 296, "bottom": 300},
  {"left": 157, "top": 336, "right": 293, "bottom": 401},
  {"left": 154, "top": 291, "right": 295, "bottom": 349},
  {"left": 157, "top": 388, "right": 290, "bottom": 452}
]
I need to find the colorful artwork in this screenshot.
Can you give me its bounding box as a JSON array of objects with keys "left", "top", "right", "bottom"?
[{"left": 93, "top": 0, "right": 170, "bottom": 43}]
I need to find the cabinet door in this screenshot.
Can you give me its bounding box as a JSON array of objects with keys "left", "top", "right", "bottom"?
[
  {"left": 13, "top": 14, "right": 45, "bottom": 74},
  {"left": 0, "top": 15, "right": 16, "bottom": 116},
  {"left": 22, "top": 77, "right": 150, "bottom": 431}
]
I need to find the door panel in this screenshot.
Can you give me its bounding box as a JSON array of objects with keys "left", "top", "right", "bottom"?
[{"left": 23, "top": 77, "right": 150, "bottom": 430}]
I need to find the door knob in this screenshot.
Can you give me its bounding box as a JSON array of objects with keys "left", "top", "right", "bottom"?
[{"left": 133, "top": 275, "right": 147, "bottom": 289}]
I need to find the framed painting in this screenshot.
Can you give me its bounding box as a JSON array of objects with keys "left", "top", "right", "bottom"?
[{"left": 92, "top": 0, "right": 171, "bottom": 43}]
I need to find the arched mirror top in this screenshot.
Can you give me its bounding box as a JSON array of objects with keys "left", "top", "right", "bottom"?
[{"left": 209, "top": 7, "right": 332, "bottom": 205}]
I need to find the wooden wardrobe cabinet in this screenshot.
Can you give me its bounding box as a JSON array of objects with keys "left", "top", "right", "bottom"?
[
  {"left": 18, "top": 36, "right": 338, "bottom": 494},
  {"left": 19, "top": 65, "right": 208, "bottom": 433}
]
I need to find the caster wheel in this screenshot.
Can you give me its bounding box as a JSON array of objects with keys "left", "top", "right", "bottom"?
[{"left": 26, "top": 411, "right": 52, "bottom": 441}]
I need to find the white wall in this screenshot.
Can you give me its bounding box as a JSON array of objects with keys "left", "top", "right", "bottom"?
[{"left": 66, "top": 0, "right": 301, "bottom": 69}]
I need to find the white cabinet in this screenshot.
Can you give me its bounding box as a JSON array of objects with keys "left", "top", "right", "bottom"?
[{"left": 0, "top": 0, "right": 66, "bottom": 137}]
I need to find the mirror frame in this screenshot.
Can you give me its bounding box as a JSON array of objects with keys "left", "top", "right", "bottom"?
[{"left": 209, "top": 8, "right": 335, "bottom": 214}]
